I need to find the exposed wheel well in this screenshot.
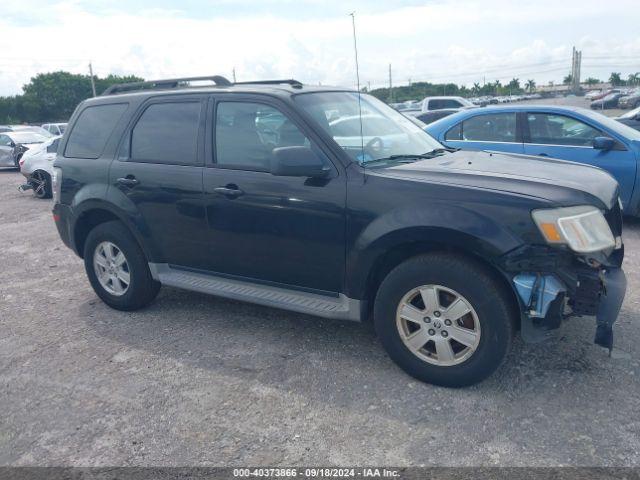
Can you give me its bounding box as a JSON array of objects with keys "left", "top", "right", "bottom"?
[
  {"left": 364, "top": 241, "right": 520, "bottom": 327},
  {"left": 74, "top": 209, "right": 121, "bottom": 258}
]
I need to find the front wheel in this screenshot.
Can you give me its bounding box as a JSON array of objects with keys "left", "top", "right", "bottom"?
[
  {"left": 373, "top": 253, "right": 515, "bottom": 387},
  {"left": 83, "top": 221, "right": 160, "bottom": 311}
]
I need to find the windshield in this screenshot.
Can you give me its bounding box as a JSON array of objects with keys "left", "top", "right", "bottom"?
[
  {"left": 581, "top": 109, "right": 640, "bottom": 141},
  {"left": 619, "top": 106, "right": 640, "bottom": 120},
  {"left": 294, "top": 92, "right": 442, "bottom": 163},
  {"left": 10, "top": 132, "right": 47, "bottom": 144}
]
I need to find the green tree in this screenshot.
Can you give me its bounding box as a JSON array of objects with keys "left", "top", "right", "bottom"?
[
  {"left": 0, "top": 71, "right": 144, "bottom": 123},
  {"left": 507, "top": 78, "right": 520, "bottom": 91},
  {"left": 525, "top": 79, "right": 536, "bottom": 92},
  {"left": 627, "top": 73, "right": 640, "bottom": 86},
  {"left": 585, "top": 77, "right": 600, "bottom": 85},
  {"left": 472, "top": 82, "right": 481, "bottom": 94},
  {"left": 563, "top": 74, "right": 573, "bottom": 85},
  {"left": 609, "top": 72, "right": 623, "bottom": 86}
]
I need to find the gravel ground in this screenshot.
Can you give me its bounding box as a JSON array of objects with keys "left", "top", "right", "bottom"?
[{"left": 1, "top": 158, "right": 639, "bottom": 466}]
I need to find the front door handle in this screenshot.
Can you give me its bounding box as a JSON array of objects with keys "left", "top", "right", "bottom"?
[
  {"left": 117, "top": 176, "right": 139, "bottom": 187},
  {"left": 537, "top": 153, "right": 549, "bottom": 157},
  {"left": 214, "top": 186, "right": 244, "bottom": 198}
]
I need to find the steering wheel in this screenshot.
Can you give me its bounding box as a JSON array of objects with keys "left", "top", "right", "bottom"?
[{"left": 365, "top": 136, "right": 384, "bottom": 157}]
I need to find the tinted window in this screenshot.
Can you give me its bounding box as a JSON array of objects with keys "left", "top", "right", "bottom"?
[
  {"left": 216, "top": 102, "right": 309, "bottom": 171},
  {"left": 0, "top": 134, "right": 11, "bottom": 146},
  {"left": 445, "top": 123, "right": 463, "bottom": 141},
  {"left": 47, "top": 138, "right": 60, "bottom": 153},
  {"left": 65, "top": 103, "right": 128, "bottom": 159},
  {"left": 459, "top": 113, "right": 517, "bottom": 142},
  {"left": 443, "top": 100, "right": 463, "bottom": 109},
  {"left": 429, "top": 99, "right": 445, "bottom": 110},
  {"left": 527, "top": 113, "right": 601, "bottom": 146},
  {"left": 131, "top": 102, "right": 201, "bottom": 165},
  {"left": 418, "top": 111, "right": 455, "bottom": 125}
]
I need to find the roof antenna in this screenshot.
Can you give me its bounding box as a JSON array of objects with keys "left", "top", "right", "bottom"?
[{"left": 349, "top": 12, "right": 365, "bottom": 166}]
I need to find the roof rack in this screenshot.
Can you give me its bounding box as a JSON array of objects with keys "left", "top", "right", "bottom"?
[
  {"left": 234, "top": 79, "right": 304, "bottom": 89},
  {"left": 102, "top": 75, "right": 233, "bottom": 95}
]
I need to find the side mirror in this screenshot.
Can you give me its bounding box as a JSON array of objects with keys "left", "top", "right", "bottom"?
[
  {"left": 270, "top": 146, "right": 329, "bottom": 178},
  {"left": 593, "top": 136, "right": 615, "bottom": 150}
]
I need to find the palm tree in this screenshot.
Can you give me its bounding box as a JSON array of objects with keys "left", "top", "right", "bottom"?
[
  {"left": 627, "top": 73, "right": 640, "bottom": 86},
  {"left": 508, "top": 78, "right": 520, "bottom": 90},
  {"left": 525, "top": 79, "right": 536, "bottom": 92},
  {"left": 494, "top": 80, "right": 501, "bottom": 94},
  {"left": 563, "top": 74, "right": 573, "bottom": 85},
  {"left": 472, "top": 82, "right": 481, "bottom": 94},
  {"left": 585, "top": 77, "right": 600, "bottom": 86},
  {"left": 609, "top": 72, "right": 622, "bottom": 86}
]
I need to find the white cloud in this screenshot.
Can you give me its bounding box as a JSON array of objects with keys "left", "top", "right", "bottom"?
[{"left": 0, "top": 0, "right": 639, "bottom": 95}]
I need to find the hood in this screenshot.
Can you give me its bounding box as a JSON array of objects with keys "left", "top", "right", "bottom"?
[{"left": 380, "top": 150, "right": 619, "bottom": 210}]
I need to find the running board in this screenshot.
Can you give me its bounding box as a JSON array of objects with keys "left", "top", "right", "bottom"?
[{"left": 148, "top": 263, "right": 361, "bottom": 321}]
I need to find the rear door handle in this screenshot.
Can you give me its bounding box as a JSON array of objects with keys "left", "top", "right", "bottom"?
[
  {"left": 537, "top": 153, "right": 549, "bottom": 157},
  {"left": 214, "top": 186, "right": 244, "bottom": 198},
  {"left": 117, "top": 176, "right": 139, "bottom": 187}
]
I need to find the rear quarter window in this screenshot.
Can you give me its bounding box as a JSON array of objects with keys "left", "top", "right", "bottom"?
[{"left": 65, "top": 103, "right": 128, "bottom": 159}]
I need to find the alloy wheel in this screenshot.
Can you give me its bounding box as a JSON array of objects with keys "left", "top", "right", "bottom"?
[
  {"left": 396, "top": 284, "right": 481, "bottom": 367},
  {"left": 93, "top": 241, "right": 131, "bottom": 296},
  {"left": 31, "top": 171, "right": 48, "bottom": 199}
]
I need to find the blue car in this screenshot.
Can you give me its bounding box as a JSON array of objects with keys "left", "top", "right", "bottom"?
[{"left": 425, "top": 105, "right": 640, "bottom": 215}]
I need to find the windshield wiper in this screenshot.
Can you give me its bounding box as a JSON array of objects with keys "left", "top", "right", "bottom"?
[
  {"left": 426, "top": 147, "right": 459, "bottom": 154},
  {"left": 364, "top": 153, "right": 439, "bottom": 167}
]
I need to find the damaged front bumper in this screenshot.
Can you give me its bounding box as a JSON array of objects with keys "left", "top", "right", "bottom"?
[{"left": 500, "top": 245, "right": 626, "bottom": 353}]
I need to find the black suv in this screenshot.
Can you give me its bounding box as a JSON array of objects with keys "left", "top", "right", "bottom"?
[{"left": 52, "top": 76, "right": 627, "bottom": 387}]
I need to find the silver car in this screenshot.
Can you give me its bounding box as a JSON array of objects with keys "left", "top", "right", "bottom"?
[
  {"left": 19, "top": 135, "right": 61, "bottom": 198},
  {"left": 41, "top": 123, "right": 67, "bottom": 136},
  {"left": 0, "top": 131, "right": 49, "bottom": 168}
]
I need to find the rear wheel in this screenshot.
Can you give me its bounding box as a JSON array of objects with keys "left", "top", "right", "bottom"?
[
  {"left": 373, "top": 253, "right": 515, "bottom": 387},
  {"left": 30, "top": 170, "right": 51, "bottom": 199},
  {"left": 83, "top": 221, "right": 160, "bottom": 311}
]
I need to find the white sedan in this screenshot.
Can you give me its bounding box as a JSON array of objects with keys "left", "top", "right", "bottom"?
[{"left": 19, "top": 136, "right": 61, "bottom": 199}]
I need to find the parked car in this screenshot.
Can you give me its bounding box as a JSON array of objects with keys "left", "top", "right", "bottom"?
[
  {"left": 0, "top": 125, "right": 11, "bottom": 133},
  {"left": 591, "top": 92, "right": 625, "bottom": 110},
  {"left": 618, "top": 91, "right": 640, "bottom": 109},
  {"left": 420, "top": 96, "right": 476, "bottom": 112},
  {"left": 425, "top": 105, "right": 640, "bottom": 215},
  {"left": 407, "top": 108, "right": 459, "bottom": 125},
  {"left": 588, "top": 89, "right": 621, "bottom": 101},
  {"left": 0, "top": 131, "right": 48, "bottom": 168},
  {"left": 585, "top": 90, "right": 603, "bottom": 100},
  {"left": 52, "top": 76, "right": 625, "bottom": 387},
  {"left": 18, "top": 135, "right": 61, "bottom": 198},
  {"left": 41, "top": 123, "right": 67, "bottom": 136},
  {"left": 9, "top": 125, "right": 54, "bottom": 137},
  {"left": 615, "top": 106, "right": 640, "bottom": 131}
]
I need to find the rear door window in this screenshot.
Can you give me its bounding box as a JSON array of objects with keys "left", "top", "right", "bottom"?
[
  {"left": 65, "top": 103, "right": 128, "bottom": 159},
  {"left": 131, "top": 101, "right": 202, "bottom": 165},
  {"left": 446, "top": 113, "right": 517, "bottom": 142}
]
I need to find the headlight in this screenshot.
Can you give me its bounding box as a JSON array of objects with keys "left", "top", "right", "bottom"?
[{"left": 532, "top": 205, "right": 615, "bottom": 253}]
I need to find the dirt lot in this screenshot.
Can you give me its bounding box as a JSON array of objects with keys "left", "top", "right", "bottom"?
[{"left": 1, "top": 154, "right": 639, "bottom": 465}]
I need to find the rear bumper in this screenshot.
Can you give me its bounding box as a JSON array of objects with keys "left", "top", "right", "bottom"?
[{"left": 52, "top": 203, "right": 76, "bottom": 253}]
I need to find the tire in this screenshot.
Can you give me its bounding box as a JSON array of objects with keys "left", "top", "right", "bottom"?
[
  {"left": 30, "top": 170, "right": 52, "bottom": 199},
  {"left": 373, "top": 253, "right": 515, "bottom": 387},
  {"left": 83, "top": 220, "right": 160, "bottom": 311}
]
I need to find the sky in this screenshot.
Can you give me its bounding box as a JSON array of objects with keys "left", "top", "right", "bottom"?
[{"left": 0, "top": 0, "right": 639, "bottom": 96}]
